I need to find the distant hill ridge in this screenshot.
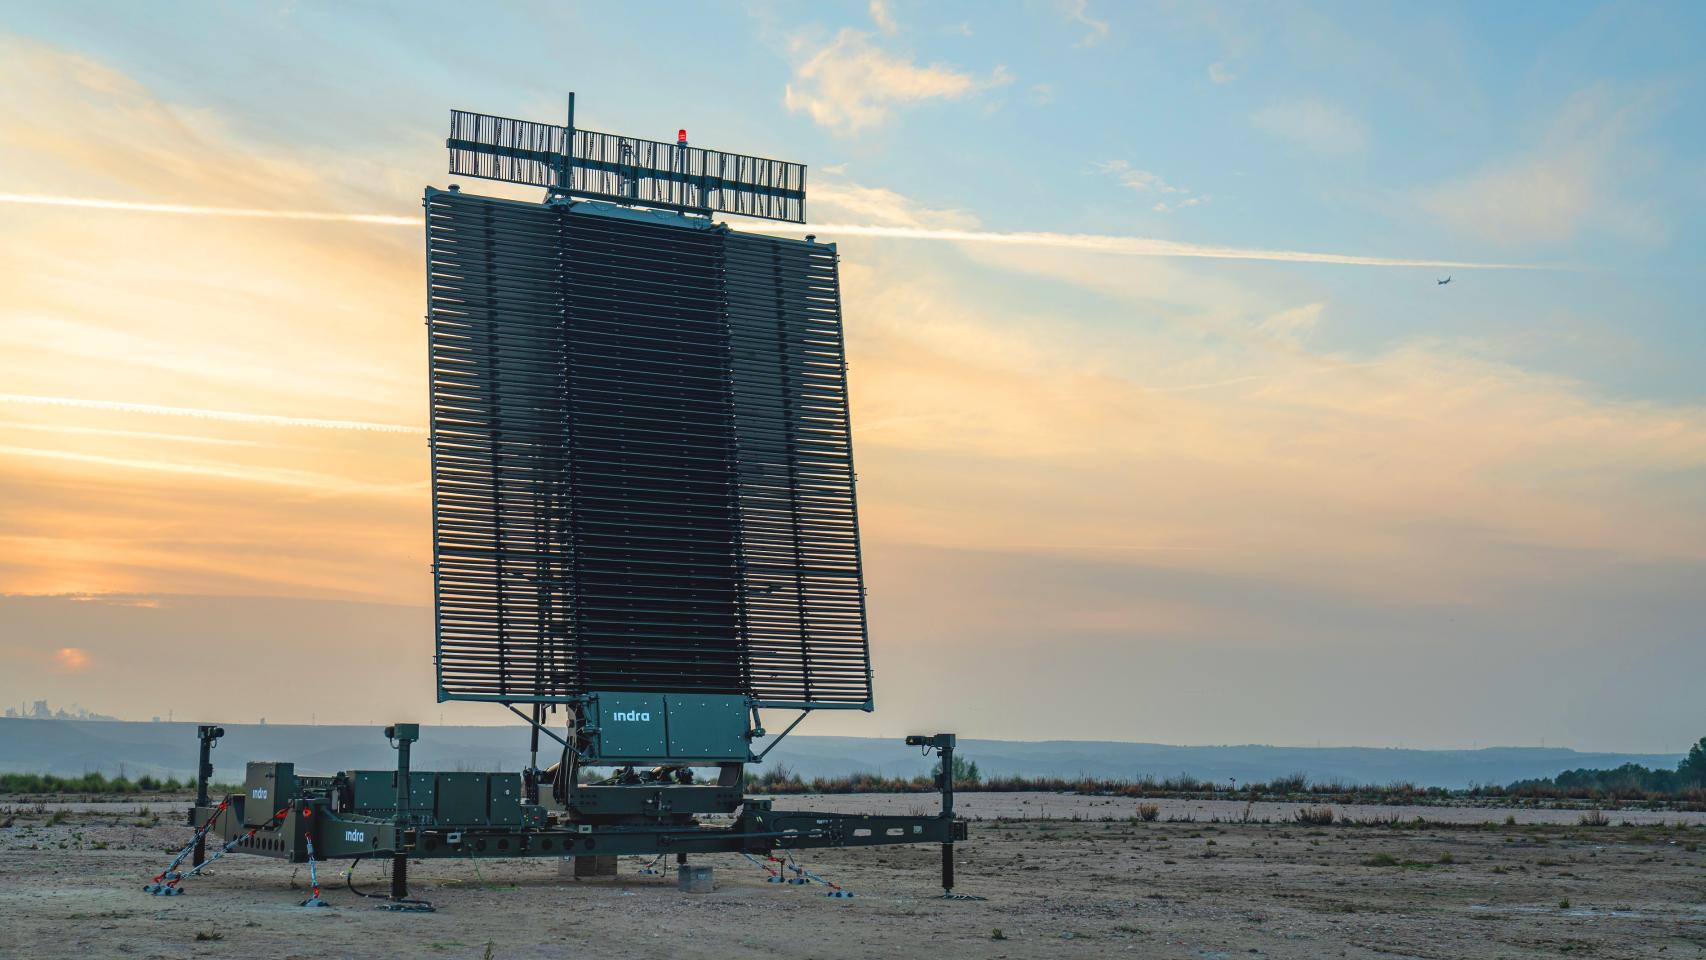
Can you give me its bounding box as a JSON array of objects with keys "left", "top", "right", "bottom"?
[{"left": 0, "top": 718, "right": 1679, "bottom": 789}]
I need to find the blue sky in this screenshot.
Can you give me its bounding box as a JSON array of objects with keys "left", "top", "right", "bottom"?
[{"left": 1, "top": 2, "right": 1703, "bottom": 750}]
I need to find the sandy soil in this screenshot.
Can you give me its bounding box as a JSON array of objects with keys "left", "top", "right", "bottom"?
[{"left": 3, "top": 797, "right": 1705, "bottom": 959}]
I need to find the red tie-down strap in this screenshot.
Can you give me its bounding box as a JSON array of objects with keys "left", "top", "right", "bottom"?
[
  {"left": 157, "top": 805, "right": 293, "bottom": 894},
  {"left": 143, "top": 797, "right": 231, "bottom": 892}
]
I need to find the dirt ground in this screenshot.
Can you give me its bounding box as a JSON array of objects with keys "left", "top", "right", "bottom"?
[{"left": 3, "top": 796, "right": 1705, "bottom": 959}]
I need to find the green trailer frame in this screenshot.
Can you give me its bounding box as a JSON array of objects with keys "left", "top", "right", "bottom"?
[{"left": 182, "top": 724, "right": 970, "bottom": 902}]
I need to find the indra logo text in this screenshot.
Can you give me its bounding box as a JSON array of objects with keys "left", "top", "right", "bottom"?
[{"left": 611, "top": 710, "right": 652, "bottom": 722}]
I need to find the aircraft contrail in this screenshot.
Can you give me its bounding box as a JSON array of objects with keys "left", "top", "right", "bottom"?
[
  {"left": 786, "top": 224, "right": 1530, "bottom": 271},
  {"left": 0, "top": 394, "right": 425, "bottom": 435},
  {"left": 0, "top": 193, "right": 420, "bottom": 227},
  {"left": 0, "top": 192, "right": 1528, "bottom": 270}
]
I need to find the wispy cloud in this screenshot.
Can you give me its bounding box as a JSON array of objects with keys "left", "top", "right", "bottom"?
[
  {"left": 1093, "top": 161, "right": 1187, "bottom": 196},
  {"left": 0, "top": 37, "right": 431, "bottom": 603},
  {"left": 1251, "top": 100, "right": 1368, "bottom": 155},
  {"left": 0, "top": 193, "right": 419, "bottom": 226},
  {"left": 868, "top": 0, "right": 898, "bottom": 36},
  {"left": 784, "top": 29, "right": 1010, "bottom": 134},
  {"left": 0, "top": 420, "right": 272, "bottom": 447},
  {"left": 1092, "top": 160, "right": 1211, "bottom": 214},
  {"left": 1256, "top": 302, "right": 1326, "bottom": 343},
  {"left": 1420, "top": 87, "right": 1665, "bottom": 247},
  {"left": 0, "top": 394, "right": 424, "bottom": 434},
  {"left": 1154, "top": 197, "right": 1211, "bottom": 214},
  {"left": 1056, "top": 0, "right": 1109, "bottom": 46},
  {"left": 0, "top": 444, "right": 427, "bottom": 497},
  {"left": 843, "top": 262, "right": 1706, "bottom": 605},
  {"left": 811, "top": 181, "right": 980, "bottom": 229}
]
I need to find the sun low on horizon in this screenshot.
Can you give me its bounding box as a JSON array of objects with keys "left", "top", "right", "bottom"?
[{"left": 1, "top": 1, "right": 1704, "bottom": 753}]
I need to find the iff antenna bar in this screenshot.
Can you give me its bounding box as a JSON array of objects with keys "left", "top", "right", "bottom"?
[{"left": 446, "top": 94, "right": 807, "bottom": 223}]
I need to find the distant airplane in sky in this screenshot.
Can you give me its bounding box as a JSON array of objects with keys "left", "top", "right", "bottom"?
[{"left": 1437, "top": 276, "right": 1453, "bottom": 285}]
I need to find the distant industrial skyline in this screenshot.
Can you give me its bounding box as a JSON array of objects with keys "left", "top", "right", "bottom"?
[{"left": 2, "top": 2, "right": 1704, "bottom": 752}]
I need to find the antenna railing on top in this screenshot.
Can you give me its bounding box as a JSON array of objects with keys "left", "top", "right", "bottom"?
[{"left": 446, "top": 95, "right": 807, "bottom": 223}]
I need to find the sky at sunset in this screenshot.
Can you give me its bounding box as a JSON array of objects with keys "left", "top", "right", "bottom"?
[{"left": 2, "top": 2, "right": 1704, "bottom": 752}]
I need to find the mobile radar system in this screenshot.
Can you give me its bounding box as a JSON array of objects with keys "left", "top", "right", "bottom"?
[{"left": 169, "top": 95, "right": 973, "bottom": 906}]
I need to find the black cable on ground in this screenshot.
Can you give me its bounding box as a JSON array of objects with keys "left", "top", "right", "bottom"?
[
  {"left": 347, "top": 853, "right": 435, "bottom": 911},
  {"left": 345, "top": 855, "right": 386, "bottom": 899}
]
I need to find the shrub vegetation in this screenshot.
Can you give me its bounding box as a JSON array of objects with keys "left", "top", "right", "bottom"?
[{"left": 0, "top": 772, "right": 195, "bottom": 795}]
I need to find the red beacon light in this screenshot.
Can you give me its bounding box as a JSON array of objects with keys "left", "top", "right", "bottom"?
[{"left": 677, "top": 128, "right": 688, "bottom": 146}]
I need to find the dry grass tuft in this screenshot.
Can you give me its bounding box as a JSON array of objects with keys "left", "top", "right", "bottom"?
[{"left": 1294, "top": 805, "right": 1336, "bottom": 826}]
